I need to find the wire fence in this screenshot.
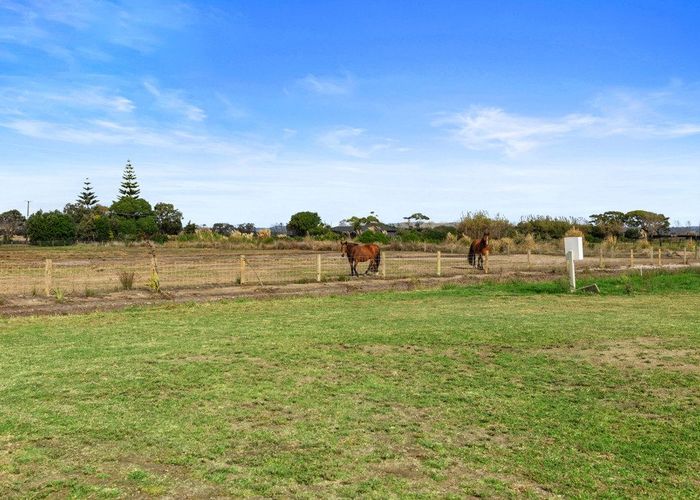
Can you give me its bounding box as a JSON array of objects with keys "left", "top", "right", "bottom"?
[{"left": 1, "top": 245, "right": 698, "bottom": 298}]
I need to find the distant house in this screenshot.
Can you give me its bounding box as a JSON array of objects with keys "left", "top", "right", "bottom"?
[
  {"left": 660, "top": 226, "right": 700, "bottom": 240},
  {"left": 269, "top": 223, "right": 288, "bottom": 237},
  {"left": 648, "top": 226, "right": 698, "bottom": 242},
  {"left": 331, "top": 224, "right": 357, "bottom": 238}
]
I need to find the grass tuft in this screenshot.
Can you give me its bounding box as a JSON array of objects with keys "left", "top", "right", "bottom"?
[{"left": 117, "top": 270, "right": 135, "bottom": 290}]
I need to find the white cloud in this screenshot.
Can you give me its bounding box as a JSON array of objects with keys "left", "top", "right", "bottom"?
[
  {"left": 0, "top": 0, "right": 196, "bottom": 59},
  {"left": 0, "top": 84, "right": 135, "bottom": 115},
  {"left": 318, "top": 127, "right": 397, "bottom": 158},
  {"left": 215, "top": 93, "right": 248, "bottom": 119},
  {"left": 0, "top": 118, "right": 275, "bottom": 162},
  {"left": 434, "top": 107, "right": 599, "bottom": 155},
  {"left": 298, "top": 73, "right": 354, "bottom": 95},
  {"left": 282, "top": 128, "right": 297, "bottom": 140},
  {"left": 435, "top": 84, "right": 700, "bottom": 156},
  {"left": 144, "top": 80, "right": 206, "bottom": 121}
]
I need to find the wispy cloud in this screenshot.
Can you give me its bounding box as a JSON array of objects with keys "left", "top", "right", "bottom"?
[
  {"left": 215, "top": 93, "right": 248, "bottom": 119},
  {"left": 0, "top": 84, "right": 135, "bottom": 117},
  {"left": 144, "top": 80, "right": 206, "bottom": 121},
  {"left": 298, "top": 73, "right": 354, "bottom": 95},
  {"left": 318, "top": 126, "right": 398, "bottom": 158},
  {"left": 0, "top": 0, "right": 196, "bottom": 58},
  {"left": 1, "top": 118, "right": 275, "bottom": 163},
  {"left": 434, "top": 107, "right": 598, "bottom": 155},
  {"left": 435, "top": 84, "right": 700, "bottom": 156}
]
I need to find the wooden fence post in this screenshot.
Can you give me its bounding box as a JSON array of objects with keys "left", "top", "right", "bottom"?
[
  {"left": 381, "top": 252, "right": 386, "bottom": 278},
  {"left": 436, "top": 251, "right": 442, "bottom": 277},
  {"left": 629, "top": 248, "right": 634, "bottom": 267},
  {"left": 316, "top": 254, "right": 322, "bottom": 282},
  {"left": 240, "top": 255, "right": 246, "bottom": 285},
  {"left": 44, "top": 258, "right": 53, "bottom": 297},
  {"left": 527, "top": 249, "right": 532, "bottom": 270},
  {"left": 599, "top": 246, "right": 603, "bottom": 268},
  {"left": 484, "top": 253, "right": 489, "bottom": 274},
  {"left": 684, "top": 244, "right": 688, "bottom": 265},
  {"left": 658, "top": 248, "right": 662, "bottom": 267}
]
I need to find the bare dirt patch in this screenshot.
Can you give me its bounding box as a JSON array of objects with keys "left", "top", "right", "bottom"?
[
  {"left": 540, "top": 336, "right": 700, "bottom": 374},
  {"left": 0, "top": 272, "right": 504, "bottom": 317}
]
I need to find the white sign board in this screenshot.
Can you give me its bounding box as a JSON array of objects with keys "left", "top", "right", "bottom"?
[{"left": 564, "top": 237, "right": 584, "bottom": 261}]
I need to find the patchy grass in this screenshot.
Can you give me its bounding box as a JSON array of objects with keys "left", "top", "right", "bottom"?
[
  {"left": 441, "top": 267, "right": 700, "bottom": 296},
  {"left": 0, "top": 271, "right": 699, "bottom": 497}
]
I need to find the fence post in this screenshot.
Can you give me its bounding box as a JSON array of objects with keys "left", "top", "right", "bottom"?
[
  {"left": 44, "top": 258, "right": 53, "bottom": 297},
  {"left": 566, "top": 251, "right": 576, "bottom": 292},
  {"left": 527, "top": 249, "right": 531, "bottom": 270},
  {"left": 599, "top": 246, "right": 603, "bottom": 268},
  {"left": 240, "top": 255, "right": 247, "bottom": 285},
  {"left": 316, "top": 254, "right": 322, "bottom": 282},
  {"left": 658, "top": 248, "right": 662, "bottom": 267},
  {"left": 381, "top": 251, "right": 386, "bottom": 278},
  {"left": 684, "top": 244, "right": 688, "bottom": 265},
  {"left": 695, "top": 243, "right": 699, "bottom": 261},
  {"left": 484, "top": 253, "right": 489, "bottom": 274},
  {"left": 436, "top": 251, "right": 442, "bottom": 277},
  {"left": 629, "top": 248, "right": 634, "bottom": 267}
]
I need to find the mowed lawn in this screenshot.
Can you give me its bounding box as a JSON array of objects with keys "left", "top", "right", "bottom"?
[{"left": 1, "top": 272, "right": 699, "bottom": 498}]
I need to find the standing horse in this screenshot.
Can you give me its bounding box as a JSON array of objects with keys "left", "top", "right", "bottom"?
[
  {"left": 468, "top": 232, "right": 490, "bottom": 270},
  {"left": 340, "top": 241, "right": 381, "bottom": 277}
]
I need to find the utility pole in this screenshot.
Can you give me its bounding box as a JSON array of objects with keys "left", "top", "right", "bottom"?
[{"left": 26, "top": 200, "right": 30, "bottom": 219}]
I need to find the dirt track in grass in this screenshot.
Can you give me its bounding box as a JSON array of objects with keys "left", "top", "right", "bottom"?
[{"left": 0, "top": 267, "right": 642, "bottom": 317}]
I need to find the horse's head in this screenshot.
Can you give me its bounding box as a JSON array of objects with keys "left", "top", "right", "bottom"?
[{"left": 340, "top": 240, "right": 348, "bottom": 256}]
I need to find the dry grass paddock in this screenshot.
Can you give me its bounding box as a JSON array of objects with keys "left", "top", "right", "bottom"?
[{"left": 0, "top": 243, "right": 697, "bottom": 298}]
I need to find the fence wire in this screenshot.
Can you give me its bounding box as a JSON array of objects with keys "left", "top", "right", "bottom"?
[{"left": 0, "top": 247, "right": 697, "bottom": 297}]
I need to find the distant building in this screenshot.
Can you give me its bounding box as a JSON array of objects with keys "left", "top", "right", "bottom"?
[{"left": 270, "top": 223, "right": 288, "bottom": 237}]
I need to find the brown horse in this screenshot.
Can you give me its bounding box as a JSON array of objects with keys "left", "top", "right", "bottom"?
[
  {"left": 340, "top": 241, "right": 381, "bottom": 276},
  {"left": 468, "top": 232, "right": 490, "bottom": 270}
]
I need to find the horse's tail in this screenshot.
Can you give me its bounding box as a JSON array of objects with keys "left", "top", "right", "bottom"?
[
  {"left": 374, "top": 248, "right": 381, "bottom": 272},
  {"left": 468, "top": 244, "right": 475, "bottom": 266}
]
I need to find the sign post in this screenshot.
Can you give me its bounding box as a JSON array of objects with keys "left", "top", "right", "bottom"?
[{"left": 564, "top": 237, "right": 584, "bottom": 292}]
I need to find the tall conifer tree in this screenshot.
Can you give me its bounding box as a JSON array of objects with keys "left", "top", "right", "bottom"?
[
  {"left": 118, "top": 160, "right": 140, "bottom": 199},
  {"left": 77, "top": 178, "right": 99, "bottom": 208}
]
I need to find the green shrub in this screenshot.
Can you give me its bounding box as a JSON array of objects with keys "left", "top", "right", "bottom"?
[
  {"left": 397, "top": 229, "right": 422, "bottom": 242},
  {"left": 357, "top": 230, "right": 389, "bottom": 244},
  {"left": 516, "top": 215, "right": 581, "bottom": 240},
  {"left": 287, "top": 211, "right": 322, "bottom": 237},
  {"left": 26, "top": 210, "right": 77, "bottom": 245},
  {"left": 110, "top": 197, "right": 157, "bottom": 241},
  {"left": 151, "top": 233, "right": 169, "bottom": 244}
]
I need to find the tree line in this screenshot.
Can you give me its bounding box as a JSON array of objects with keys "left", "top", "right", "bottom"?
[
  {"left": 0, "top": 161, "right": 184, "bottom": 245},
  {"left": 0, "top": 168, "right": 675, "bottom": 245}
]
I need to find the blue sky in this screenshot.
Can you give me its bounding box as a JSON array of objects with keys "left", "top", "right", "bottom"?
[{"left": 1, "top": 0, "right": 699, "bottom": 227}]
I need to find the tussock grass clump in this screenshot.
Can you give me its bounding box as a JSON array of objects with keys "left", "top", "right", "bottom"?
[{"left": 118, "top": 270, "right": 135, "bottom": 290}]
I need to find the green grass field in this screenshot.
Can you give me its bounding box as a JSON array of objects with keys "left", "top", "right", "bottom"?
[{"left": 1, "top": 270, "right": 699, "bottom": 497}]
